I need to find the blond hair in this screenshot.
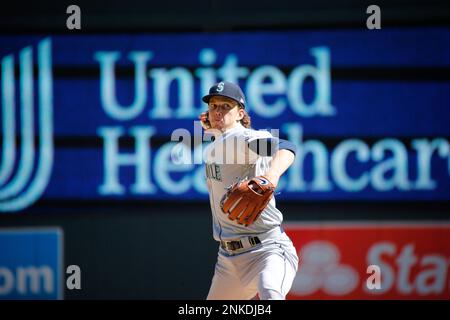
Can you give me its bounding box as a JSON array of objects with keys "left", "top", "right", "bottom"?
[{"left": 239, "top": 107, "right": 251, "bottom": 128}]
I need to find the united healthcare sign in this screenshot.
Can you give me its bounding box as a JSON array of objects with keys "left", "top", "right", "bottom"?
[{"left": 0, "top": 28, "right": 449, "bottom": 212}]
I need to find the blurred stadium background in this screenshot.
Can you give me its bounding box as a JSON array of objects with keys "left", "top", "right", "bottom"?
[{"left": 0, "top": 0, "right": 449, "bottom": 299}]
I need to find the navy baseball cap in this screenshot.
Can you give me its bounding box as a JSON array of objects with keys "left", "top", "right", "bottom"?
[{"left": 202, "top": 81, "right": 246, "bottom": 108}]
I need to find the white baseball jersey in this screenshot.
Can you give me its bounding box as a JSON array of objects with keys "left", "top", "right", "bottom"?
[{"left": 204, "top": 124, "right": 283, "bottom": 241}]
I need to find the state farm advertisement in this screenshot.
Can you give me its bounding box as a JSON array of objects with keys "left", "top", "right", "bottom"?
[{"left": 284, "top": 222, "right": 450, "bottom": 300}]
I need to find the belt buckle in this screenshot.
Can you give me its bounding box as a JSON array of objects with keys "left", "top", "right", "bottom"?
[
  {"left": 222, "top": 240, "right": 243, "bottom": 251},
  {"left": 230, "top": 240, "right": 243, "bottom": 251}
]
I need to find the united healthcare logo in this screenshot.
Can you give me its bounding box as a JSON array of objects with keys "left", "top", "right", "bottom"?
[{"left": 0, "top": 38, "right": 54, "bottom": 212}]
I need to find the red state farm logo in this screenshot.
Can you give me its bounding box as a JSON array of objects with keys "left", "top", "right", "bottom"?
[
  {"left": 366, "top": 242, "right": 449, "bottom": 296},
  {"left": 285, "top": 223, "right": 450, "bottom": 300},
  {"left": 291, "top": 241, "right": 359, "bottom": 296}
]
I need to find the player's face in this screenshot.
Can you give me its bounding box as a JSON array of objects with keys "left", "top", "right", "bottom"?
[{"left": 208, "top": 96, "right": 244, "bottom": 131}]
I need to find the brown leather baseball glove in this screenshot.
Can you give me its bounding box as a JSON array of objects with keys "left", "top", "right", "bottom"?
[{"left": 220, "top": 176, "right": 275, "bottom": 226}]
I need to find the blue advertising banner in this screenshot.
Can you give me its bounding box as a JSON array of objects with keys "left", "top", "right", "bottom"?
[
  {"left": 0, "top": 28, "right": 449, "bottom": 211},
  {"left": 1, "top": 28, "right": 449, "bottom": 67},
  {"left": 44, "top": 140, "right": 450, "bottom": 201},
  {"left": 0, "top": 228, "right": 63, "bottom": 299},
  {"left": 46, "top": 80, "right": 450, "bottom": 137}
]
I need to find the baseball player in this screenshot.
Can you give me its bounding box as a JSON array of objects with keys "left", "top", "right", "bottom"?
[{"left": 199, "top": 81, "right": 299, "bottom": 300}]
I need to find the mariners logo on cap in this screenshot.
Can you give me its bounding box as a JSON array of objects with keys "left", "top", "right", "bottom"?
[{"left": 216, "top": 82, "right": 225, "bottom": 92}]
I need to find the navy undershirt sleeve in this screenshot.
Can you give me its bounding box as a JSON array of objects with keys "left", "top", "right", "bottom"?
[{"left": 247, "top": 138, "right": 297, "bottom": 157}]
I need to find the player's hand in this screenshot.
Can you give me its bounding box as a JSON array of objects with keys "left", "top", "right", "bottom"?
[{"left": 199, "top": 111, "right": 211, "bottom": 130}]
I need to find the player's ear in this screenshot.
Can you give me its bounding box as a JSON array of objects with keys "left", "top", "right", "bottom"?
[{"left": 237, "top": 107, "right": 245, "bottom": 121}]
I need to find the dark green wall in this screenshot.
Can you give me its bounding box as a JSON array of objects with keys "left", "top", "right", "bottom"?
[{"left": 1, "top": 204, "right": 217, "bottom": 299}]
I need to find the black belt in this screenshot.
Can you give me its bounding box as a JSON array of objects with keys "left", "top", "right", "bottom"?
[{"left": 220, "top": 236, "right": 261, "bottom": 251}]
